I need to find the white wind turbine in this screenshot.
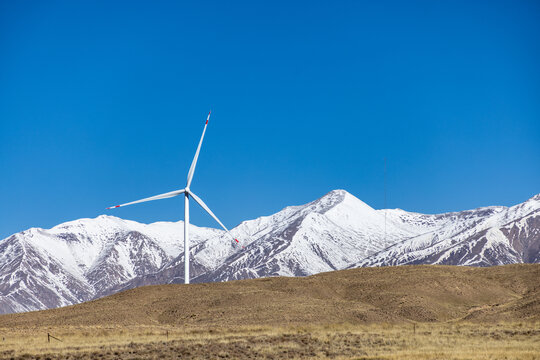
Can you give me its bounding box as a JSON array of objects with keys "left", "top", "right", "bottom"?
[{"left": 106, "top": 111, "right": 240, "bottom": 284}]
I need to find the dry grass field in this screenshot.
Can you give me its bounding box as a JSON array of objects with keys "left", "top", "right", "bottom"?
[
  {"left": 0, "top": 264, "right": 539, "bottom": 359},
  {"left": 1, "top": 322, "right": 539, "bottom": 359}
]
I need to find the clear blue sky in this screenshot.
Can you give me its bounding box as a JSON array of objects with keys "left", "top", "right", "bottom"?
[{"left": 1, "top": 0, "right": 539, "bottom": 239}]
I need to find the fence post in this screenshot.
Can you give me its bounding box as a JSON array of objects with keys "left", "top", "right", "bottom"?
[{"left": 47, "top": 333, "right": 62, "bottom": 342}]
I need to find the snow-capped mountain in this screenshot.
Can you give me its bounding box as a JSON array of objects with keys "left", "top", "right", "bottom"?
[
  {"left": 0, "top": 190, "right": 538, "bottom": 314},
  {"left": 0, "top": 217, "right": 222, "bottom": 314},
  {"left": 353, "top": 193, "right": 540, "bottom": 267}
]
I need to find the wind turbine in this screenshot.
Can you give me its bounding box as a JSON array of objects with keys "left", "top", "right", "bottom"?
[{"left": 106, "top": 111, "right": 239, "bottom": 284}]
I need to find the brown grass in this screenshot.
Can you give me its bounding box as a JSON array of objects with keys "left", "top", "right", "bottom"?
[
  {"left": 0, "top": 322, "right": 539, "bottom": 359},
  {"left": 0, "top": 264, "right": 539, "bottom": 359}
]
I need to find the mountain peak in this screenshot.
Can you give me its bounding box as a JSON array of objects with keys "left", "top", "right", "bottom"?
[
  {"left": 319, "top": 189, "right": 372, "bottom": 209},
  {"left": 327, "top": 189, "right": 349, "bottom": 196},
  {"left": 307, "top": 189, "right": 349, "bottom": 212},
  {"left": 318, "top": 189, "right": 353, "bottom": 203}
]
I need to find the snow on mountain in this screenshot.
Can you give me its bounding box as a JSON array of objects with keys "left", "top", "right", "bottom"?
[
  {"left": 194, "top": 190, "right": 421, "bottom": 282},
  {"left": 0, "top": 190, "right": 538, "bottom": 314},
  {"left": 354, "top": 194, "right": 540, "bottom": 268},
  {"left": 0, "top": 216, "right": 223, "bottom": 314}
]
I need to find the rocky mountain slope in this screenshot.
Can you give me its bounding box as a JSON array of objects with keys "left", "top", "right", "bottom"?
[{"left": 0, "top": 190, "right": 538, "bottom": 314}]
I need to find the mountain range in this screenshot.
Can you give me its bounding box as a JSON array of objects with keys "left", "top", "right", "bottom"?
[{"left": 1, "top": 189, "right": 538, "bottom": 314}]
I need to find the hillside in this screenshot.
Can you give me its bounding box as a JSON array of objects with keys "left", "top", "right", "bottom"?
[{"left": 1, "top": 264, "right": 538, "bottom": 329}]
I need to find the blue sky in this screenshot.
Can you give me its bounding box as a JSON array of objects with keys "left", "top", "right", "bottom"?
[{"left": 1, "top": 0, "right": 539, "bottom": 239}]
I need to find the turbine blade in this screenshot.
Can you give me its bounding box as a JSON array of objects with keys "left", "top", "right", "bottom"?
[
  {"left": 106, "top": 189, "right": 185, "bottom": 209},
  {"left": 188, "top": 190, "right": 240, "bottom": 244},
  {"left": 186, "top": 111, "right": 211, "bottom": 188}
]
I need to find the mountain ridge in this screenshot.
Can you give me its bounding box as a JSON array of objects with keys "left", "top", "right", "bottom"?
[{"left": 0, "top": 189, "right": 538, "bottom": 314}]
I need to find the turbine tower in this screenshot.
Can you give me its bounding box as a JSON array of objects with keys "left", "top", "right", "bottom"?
[{"left": 106, "top": 111, "right": 239, "bottom": 284}]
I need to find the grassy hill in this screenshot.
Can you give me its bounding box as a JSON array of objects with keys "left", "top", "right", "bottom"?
[{"left": 1, "top": 264, "right": 538, "bottom": 330}]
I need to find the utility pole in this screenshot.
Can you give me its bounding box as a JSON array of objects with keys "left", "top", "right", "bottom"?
[{"left": 384, "top": 158, "right": 387, "bottom": 243}]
